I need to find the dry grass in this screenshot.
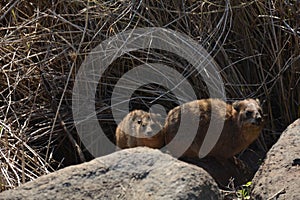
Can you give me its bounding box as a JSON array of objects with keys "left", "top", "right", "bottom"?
[{"left": 0, "top": 0, "right": 299, "bottom": 192}]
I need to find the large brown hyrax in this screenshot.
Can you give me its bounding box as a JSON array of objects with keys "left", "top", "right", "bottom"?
[
  {"left": 115, "top": 110, "right": 165, "bottom": 149},
  {"left": 164, "top": 98, "right": 264, "bottom": 160}
]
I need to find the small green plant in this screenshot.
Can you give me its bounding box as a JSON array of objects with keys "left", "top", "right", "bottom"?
[
  {"left": 257, "top": 158, "right": 264, "bottom": 166},
  {"left": 237, "top": 181, "right": 252, "bottom": 200}
]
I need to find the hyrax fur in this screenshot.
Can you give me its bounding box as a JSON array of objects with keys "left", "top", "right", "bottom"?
[
  {"left": 164, "top": 98, "right": 264, "bottom": 160},
  {"left": 116, "top": 110, "right": 165, "bottom": 149}
]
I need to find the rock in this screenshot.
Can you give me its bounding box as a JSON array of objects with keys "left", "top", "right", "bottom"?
[
  {"left": 0, "top": 147, "right": 221, "bottom": 200},
  {"left": 251, "top": 119, "right": 300, "bottom": 200}
]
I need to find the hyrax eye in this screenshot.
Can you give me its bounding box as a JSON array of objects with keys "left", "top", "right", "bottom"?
[{"left": 246, "top": 110, "right": 253, "bottom": 117}]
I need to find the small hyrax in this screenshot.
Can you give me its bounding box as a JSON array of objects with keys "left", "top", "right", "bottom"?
[
  {"left": 116, "top": 110, "right": 165, "bottom": 149},
  {"left": 164, "top": 98, "right": 264, "bottom": 160}
]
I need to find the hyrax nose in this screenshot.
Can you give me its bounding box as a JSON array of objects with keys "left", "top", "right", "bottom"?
[
  {"left": 145, "top": 131, "right": 152, "bottom": 136},
  {"left": 254, "top": 113, "right": 262, "bottom": 125}
]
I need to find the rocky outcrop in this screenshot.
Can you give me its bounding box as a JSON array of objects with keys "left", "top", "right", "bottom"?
[
  {"left": 251, "top": 119, "right": 300, "bottom": 200},
  {"left": 0, "top": 147, "right": 221, "bottom": 200}
]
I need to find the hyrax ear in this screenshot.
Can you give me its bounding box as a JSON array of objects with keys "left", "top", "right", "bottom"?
[
  {"left": 130, "top": 110, "right": 138, "bottom": 121},
  {"left": 255, "top": 98, "right": 261, "bottom": 105},
  {"left": 232, "top": 101, "right": 241, "bottom": 112}
]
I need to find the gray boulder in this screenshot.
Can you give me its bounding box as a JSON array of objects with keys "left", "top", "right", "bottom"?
[
  {"left": 0, "top": 147, "right": 221, "bottom": 200},
  {"left": 252, "top": 119, "right": 300, "bottom": 199}
]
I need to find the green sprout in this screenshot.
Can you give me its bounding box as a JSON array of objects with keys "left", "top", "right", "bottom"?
[{"left": 237, "top": 181, "right": 252, "bottom": 200}]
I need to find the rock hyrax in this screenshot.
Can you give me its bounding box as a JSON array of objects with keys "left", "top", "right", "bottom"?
[
  {"left": 116, "top": 110, "right": 165, "bottom": 149},
  {"left": 164, "top": 98, "right": 264, "bottom": 160}
]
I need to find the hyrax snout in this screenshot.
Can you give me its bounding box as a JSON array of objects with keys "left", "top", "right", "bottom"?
[
  {"left": 233, "top": 99, "right": 263, "bottom": 127},
  {"left": 115, "top": 110, "right": 165, "bottom": 149}
]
